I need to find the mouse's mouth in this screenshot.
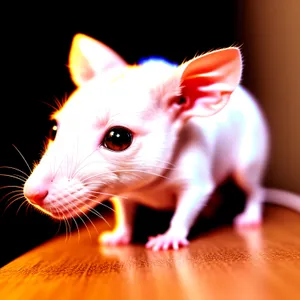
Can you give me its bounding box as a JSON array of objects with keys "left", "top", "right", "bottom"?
[
  {"left": 47, "top": 199, "right": 98, "bottom": 220},
  {"left": 29, "top": 189, "right": 111, "bottom": 220},
  {"left": 26, "top": 177, "right": 114, "bottom": 220},
  {"left": 42, "top": 192, "right": 111, "bottom": 220}
]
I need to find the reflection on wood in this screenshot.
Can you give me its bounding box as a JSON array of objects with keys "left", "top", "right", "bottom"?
[{"left": 0, "top": 205, "right": 299, "bottom": 300}]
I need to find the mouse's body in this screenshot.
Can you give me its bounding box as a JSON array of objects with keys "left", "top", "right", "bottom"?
[
  {"left": 23, "top": 34, "right": 300, "bottom": 251},
  {"left": 120, "top": 85, "right": 266, "bottom": 210}
]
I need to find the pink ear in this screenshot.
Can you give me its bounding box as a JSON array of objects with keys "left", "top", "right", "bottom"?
[
  {"left": 174, "top": 47, "right": 242, "bottom": 120},
  {"left": 68, "top": 33, "right": 127, "bottom": 86}
]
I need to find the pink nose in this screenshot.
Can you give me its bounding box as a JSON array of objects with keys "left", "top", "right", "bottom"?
[{"left": 24, "top": 187, "right": 48, "bottom": 206}]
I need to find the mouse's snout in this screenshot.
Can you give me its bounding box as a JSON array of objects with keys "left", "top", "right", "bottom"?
[
  {"left": 24, "top": 183, "right": 48, "bottom": 207},
  {"left": 23, "top": 169, "right": 100, "bottom": 219}
]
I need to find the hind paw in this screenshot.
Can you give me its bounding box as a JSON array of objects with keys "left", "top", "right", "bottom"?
[{"left": 234, "top": 212, "right": 262, "bottom": 229}]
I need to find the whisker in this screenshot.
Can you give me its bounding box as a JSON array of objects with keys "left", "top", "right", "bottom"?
[
  {"left": 75, "top": 208, "right": 96, "bottom": 240},
  {"left": 69, "top": 137, "right": 80, "bottom": 179},
  {"left": 0, "top": 185, "right": 24, "bottom": 191},
  {"left": 66, "top": 192, "right": 101, "bottom": 235},
  {"left": 98, "top": 202, "right": 115, "bottom": 213},
  {"left": 1, "top": 193, "right": 25, "bottom": 216},
  {"left": 16, "top": 199, "right": 29, "bottom": 215},
  {"left": 60, "top": 209, "right": 71, "bottom": 243},
  {"left": 61, "top": 208, "right": 72, "bottom": 242},
  {"left": 0, "top": 189, "right": 23, "bottom": 203},
  {"left": 68, "top": 204, "right": 90, "bottom": 241},
  {"left": 124, "top": 160, "right": 176, "bottom": 170},
  {"left": 52, "top": 155, "right": 56, "bottom": 180},
  {"left": 52, "top": 207, "right": 63, "bottom": 237},
  {"left": 42, "top": 100, "right": 59, "bottom": 112},
  {"left": 12, "top": 173, "right": 28, "bottom": 182},
  {"left": 0, "top": 166, "right": 30, "bottom": 178},
  {"left": 83, "top": 180, "right": 106, "bottom": 186},
  {"left": 82, "top": 169, "right": 171, "bottom": 183},
  {"left": 12, "top": 144, "right": 32, "bottom": 173},
  {"left": 84, "top": 179, "right": 135, "bottom": 194},
  {"left": 73, "top": 157, "right": 176, "bottom": 179},
  {"left": 55, "top": 202, "right": 81, "bottom": 243},
  {"left": 151, "top": 158, "right": 175, "bottom": 167},
  {"left": 85, "top": 197, "right": 116, "bottom": 213},
  {"left": 87, "top": 207, "right": 111, "bottom": 228},
  {"left": 54, "top": 99, "right": 61, "bottom": 111},
  {"left": 83, "top": 195, "right": 111, "bottom": 221},
  {"left": 3, "top": 191, "right": 24, "bottom": 204},
  {"left": 88, "top": 190, "right": 127, "bottom": 200},
  {"left": 62, "top": 192, "right": 111, "bottom": 229},
  {"left": 25, "top": 201, "right": 32, "bottom": 216},
  {"left": 51, "top": 206, "right": 71, "bottom": 242},
  {"left": 66, "top": 148, "right": 73, "bottom": 182},
  {"left": 54, "top": 96, "right": 63, "bottom": 111},
  {"left": 71, "top": 212, "right": 81, "bottom": 243},
  {"left": 60, "top": 93, "right": 69, "bottom": 108},
  {"left": 53, "top": 156, "right": 66, "bottom": 179},
  {"left": 66, "top": 217, "right": 73, "bottom": 242},
  {"left": 46, "top": 149, "right": 57, "bottom": 181},
  {"left": 71, "top": 149, "right": 99, "bottom": 178},
  {"left": 0, "top": 173, "right": 27, "bottom": 183},
  {"left": 63, "top": 216, "right": 71, "bottom": 243}
]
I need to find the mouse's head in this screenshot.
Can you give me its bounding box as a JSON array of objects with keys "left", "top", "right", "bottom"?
[{"left": 23, "top": 34, "right": 242, "bottom": 219}]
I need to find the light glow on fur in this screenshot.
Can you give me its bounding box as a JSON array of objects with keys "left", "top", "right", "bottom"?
[{"left": 23, "top": 33, "right": 300, "bottom": 252}]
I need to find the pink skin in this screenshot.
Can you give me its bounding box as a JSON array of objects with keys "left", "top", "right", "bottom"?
[{"left": 24, "top": 34, "right": 300, "bottom": 251}]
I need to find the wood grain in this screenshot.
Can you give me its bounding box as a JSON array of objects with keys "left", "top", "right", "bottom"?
[{"left": 0, "top": 205, "right": 300, "bottom": 300}]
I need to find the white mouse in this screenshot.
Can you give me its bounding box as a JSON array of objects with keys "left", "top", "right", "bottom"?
[{"left": 23, "top": 33, "right": 300, "bottom": 251}]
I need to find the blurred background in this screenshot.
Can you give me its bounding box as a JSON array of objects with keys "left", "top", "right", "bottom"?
[{"left": 1, "top": 1, "right": 299, "bottom": 267}]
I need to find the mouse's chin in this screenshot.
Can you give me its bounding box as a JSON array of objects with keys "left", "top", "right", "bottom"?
[{"left": 40, "top": 195, "right": 108, "bottom": 220}]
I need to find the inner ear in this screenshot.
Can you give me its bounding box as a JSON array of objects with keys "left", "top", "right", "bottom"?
[
  {"left": 68, "top": 33, "right": 128, "bottom": 87},
  {"left": 167, "top": 47, "right": 242, "bottom": 121}
]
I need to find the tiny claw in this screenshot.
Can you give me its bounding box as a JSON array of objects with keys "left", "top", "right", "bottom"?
[{"left": 145, "top": 232, "right": 189, "bottom": 251}]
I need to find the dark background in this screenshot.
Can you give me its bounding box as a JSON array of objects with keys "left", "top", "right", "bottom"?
[{"left": 0, "top": 1, "right": 244, "bottom": 267}]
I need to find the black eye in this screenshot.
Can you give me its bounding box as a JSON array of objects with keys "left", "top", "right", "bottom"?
[
  {"left": 177, "top": 96, "right": 186, "bottom": 105},
  {"left": 102, "top": 126, "right": 133, "bottom": 152},
  {"left": 49, "top": 120, "right": 58, "bottom": 141}
]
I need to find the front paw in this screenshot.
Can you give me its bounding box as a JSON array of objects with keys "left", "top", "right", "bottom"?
[
  {"left": 98, "top": 228, "right": 132, "bottom": 246},
  {"left": 145, "top": 230, "right": 189, "bottom": 251}
]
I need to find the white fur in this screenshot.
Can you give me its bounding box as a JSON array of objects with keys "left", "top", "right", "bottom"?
[{"left": 23, "top": 34, "right": 300, "bottom": 251}]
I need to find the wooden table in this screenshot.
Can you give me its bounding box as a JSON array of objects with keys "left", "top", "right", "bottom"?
[{"left": 0, "top": 206, "right": 299, "bottom": 300}]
